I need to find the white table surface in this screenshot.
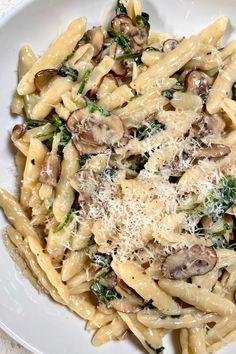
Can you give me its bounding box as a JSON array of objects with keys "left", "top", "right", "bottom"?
[{"left": 0, "top": 3, "right": 32, "bottom": 354}]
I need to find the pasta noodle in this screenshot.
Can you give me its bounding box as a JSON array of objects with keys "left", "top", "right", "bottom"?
[{"left": 2, "top": 1, "right": 236, "bottom": 353}]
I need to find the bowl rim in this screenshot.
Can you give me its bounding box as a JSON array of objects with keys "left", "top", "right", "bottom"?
[{"left": 0, "top": 2, "right": 44, "bottom": 351}]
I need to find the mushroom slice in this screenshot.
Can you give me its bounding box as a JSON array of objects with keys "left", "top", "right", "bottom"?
[
  {"left": 161, "top": 245, "right": 217, "bottom": 280},
  {"left": 195, "top": 144, "right": 231, "bottom": 160},
  {"left": 195, "top": 114, "right": 226, "bottom": 137},
  {"left": 185, "top": 70, "right": 209, "bottom": 96},
  {"left": 40, "top": 152, "right": 61, "bottom": 187},
  {"left": 86, "top": 26, "right": 105, "bottom": 57},
  {"left": 162, "top": 39, "right": 179, "bottom": 53},
  {"left": 111, "top": 14, "right": 134, "bottom": 35},
  {"left": 89, "top": 115, "right": 124, "bottom": 146},
  {"left": 66, "top": 108, "right": 89, "bottom": 133},
  {"left": 110, "top": 298, "right": 141, "bottom": 313},
  {"left": 72, "top": 135, "right": 106, "bottom": 154},
  {"left": 76, "top": 169, "right": 102, "bottom": 212},
  {"left": 11, "top": 124, "right": 27, "bottom": 139},
  {"left": 131, "top": 27, "right": 148, "bottom": 46},
  {"left": 112, "top": 61, "right": 127, "bottom": 76},
  {"left": 34, "top": 69, "right": 58, "bottom": 91},
  {"left": 68, "top": 108, "right": 125, "bottom": 151}
]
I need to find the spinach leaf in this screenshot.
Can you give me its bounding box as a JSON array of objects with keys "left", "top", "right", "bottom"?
[
  {"left": 116, "top": 0, "right": 127, "bottom": 15},
  {"left": 207, "top": 234, "right": 229, "bottom": 249},
  {"left": 91, "top": 253, "right": 112, "bottom": 268},
  {"left": 161, "top": 81, "right": 185, "bottom": 100},
  {"left": 54, "top": 208, "right": 77, "bottom": 233},
  {"left": 232, "top": 81, "right": 236, "bottom": 101},
  {"left": 53, "top": 115, "right": 72, "bottom": 153},
  {"left": 136, "top": 12, "right": 150, "bottom": 30},
  {"left": 116, "top": 52, "right": 142, "bottom": 64},
  {"left": 133, "top": 120, "right": 165, "bottom": 141},
  {"left": 26, "top": 119, "right": 49, "bottom": 128},
  {"left": 58, "top": 65, "right": 78, "bottom": 82},
  {"left": 145, "top": 342, "right": 165, "bottom": 353},
  {"left": 107, "top": 28, "right": 131, "bottom": 51},
  {"left": 79, "top": 153, "right": 92, "bottom": 167},
  {"left": 90, "top": 270, "right": 121, "bottom": 304},
  {"left": 78, "top": 69, "right": 91, "bottom": 94},
  {"left": 84, "top": 97, "right": 111, "bottom": 116},
  {"left": 188, "top": 176, "right": 236, "bottom": 222}
]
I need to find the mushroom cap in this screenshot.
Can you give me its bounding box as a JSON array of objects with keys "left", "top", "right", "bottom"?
[
  {"left": 161, "top": 244, "right": 217, "bottom": 280},
  {"left": 111, "top": 14, "right": 134, "bottom": 35},
  {"left": 185, "top": 70, "right": 209, "bottom": 96},
  {"left": 34, "top": 68, "right": 58, "bottom": 91},
  {"left": 131, "top": 27, "right": 148, "bottom": 46},
  {"left": 195, "top": 113, "right": 226, "bottom": 137},
  {"left": 195, "top": 143, "right": 231, "bottom": 160},
  {"left": 67, "top": 107, "right": 125, "bottom": 153},
  {"left": 162, "top": 39, "right": 179, "bottom": 53},
  {"left": 86, "top": 26, "right": 105, "bottom": 57},
  {"left": 11, "top": 124, "right": 27, "bottom": 140},
  {"left": 39, "top": 152, "right": 61, "bottom": 187}
]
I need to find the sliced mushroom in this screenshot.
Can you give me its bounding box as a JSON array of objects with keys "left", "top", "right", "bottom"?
[
  {"left": 67, "top": 107, "right": 125, "bottom": 153},
  {"left": 11, "top": 124, "right": 27, "bottom": 139},
  {"left": 40, "top": 152, "right": 61, "bottom": 187},
  {"left": 73, "top": 135, "right": 106, "bottom": 154},
  {"left": 195, "top": 144, "right": 231, "bottom": 160},
  {"left": 162, "top": 39, "right": 179, "bottom": 53},
  {"left": 112, "top": 61, "right": 127, "bottom": 76},
  {"left": 90, "top": 115, "right": 124, "bottom": 146},
  {"left": 185, "top": 70, "right": 209, "bottom": 96},
  {"left": 161, "top": 245, "right": 217, "bottom": 280},
  {"left": 196, "top": 114, "right": 226, "bottom": 136},
  {"left": 110, "top": 298, "right": 141, "bottom": 313},
  {"left": 66, "top": 108, "right": 89, "bottom": 133},
  {"left": 34, "top": 69, "right": 58, "bottom": 91},
  {"left": 86, "top": 26, "right": 105, "bottom": 57},
  {"left": 131, "top": 27, "right": 148, "bottom": 46},
  {"left": 111, "top": 14, "right": 134, "bottom": 36},
  {"left": 76, "top": 169, "right": 101, "bottom": 211}
]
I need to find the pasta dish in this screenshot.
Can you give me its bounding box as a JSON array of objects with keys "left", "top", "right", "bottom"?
[{"left": 2, "top": 0, "right": 236, "bottom": 352}]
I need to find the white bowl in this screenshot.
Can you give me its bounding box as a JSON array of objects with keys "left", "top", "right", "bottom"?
[{"left": 0, "top": 0, "right": 236, "bottom": 353}]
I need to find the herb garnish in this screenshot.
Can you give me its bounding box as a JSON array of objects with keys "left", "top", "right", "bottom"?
[
  {"left": 116, "top": 0, "right": 127, "bottom": 15},
  {"left": 186, "top": 176, "right": 236, "bottom": 222},
  {"left": 78, "top": 69, "right": 91, "bottom": 94},
  {"left": 90, "top": 268, "right": 121, "bottom": 304},
  {"left": 107, "top": 28, "right": 131, "bottom": 51},
  {"left": 79, "top": 153, "right": 92, "bottom": 167},
  {"left": 91, "top": 253, "right": 113, "bottom": 268},
  {"left": 53, "top": 208, "right": 76, "bottom": 233},
  {"left": 84, "top": 97, "right": 111, "bottom": 116},
  {"left": 161, "top": 81, "right": 185, "bottom": 100},
  {"left": 136, "top": 12, "right": 150, "bottom": 30},
  {"left": 133, "top": 120, "right": 165, "bottom": 141},
  {"left": 58, "top": 65, "right": 78, "bottom": 82},
  {"left": 116, "top": 52, "right": 143, "bottom": 64},
  {"left": 26, "top": 119, "right": 49, "bottom": 128}
]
